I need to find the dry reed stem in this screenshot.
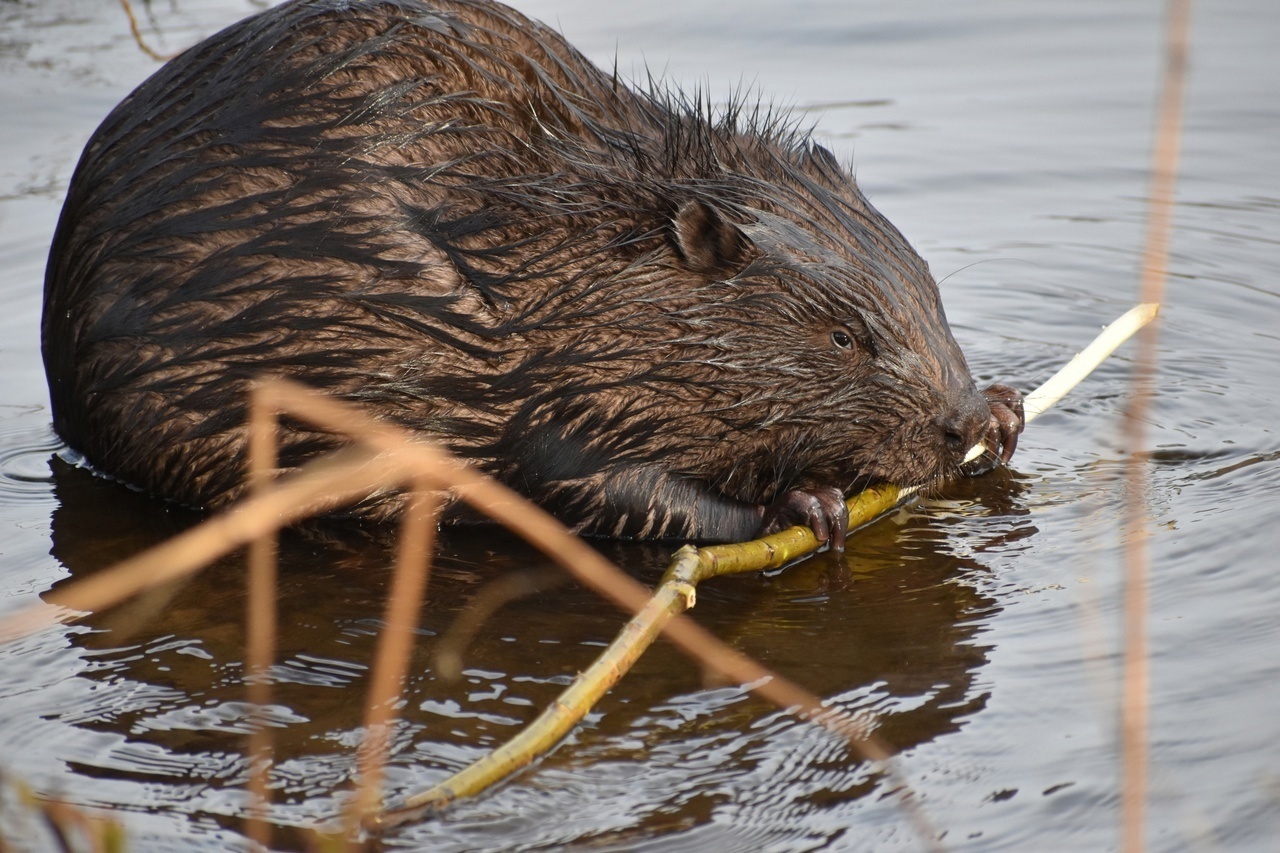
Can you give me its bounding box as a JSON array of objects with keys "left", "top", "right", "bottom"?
[
  {"left": 350, "top": 481, "right": 441, "bottom": 825},
  {"left": 246, "top": 387, "right": 279, "bottom": 849},
  {"left": 0, "top": 445, "right": 401, "bottom": 644},
  {"left": 33, "top": 799, "right": 75, "bottom": 853},
  {"left": 1122, "top": 1, "right": 1191, "bottom": 850}
]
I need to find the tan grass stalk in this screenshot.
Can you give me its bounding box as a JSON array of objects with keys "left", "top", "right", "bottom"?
[
  {"left": 245, "top": 388, "right": 279, "bottom": 849},
  {"left": 350, "top": 480, "right": 441, "bottom": 825},
  {"left": 1122, "top": 1, "right": 1191, "bottom": 850},
  {"left": 0, "top": 445, "right": 401, "bottom": 644}
]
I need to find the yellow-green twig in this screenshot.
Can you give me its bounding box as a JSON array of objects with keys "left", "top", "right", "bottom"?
[{"left": 376, "top": 302, "right": 1161, "bottom": 830}]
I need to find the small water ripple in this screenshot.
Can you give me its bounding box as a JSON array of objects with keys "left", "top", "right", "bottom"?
[
  {"left": 272, "top": 653, "right": 368, "bottom": 689},
  {"left": 0, "top": 422, "right": 61, "bottom": 506},
  {"left": 135, "top": 700, "right": 309, "bottom": 736}
]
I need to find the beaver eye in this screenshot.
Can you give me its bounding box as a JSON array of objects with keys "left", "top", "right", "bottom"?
[{"left": 831, "top": 329, "right": 855, "bottom": 350}]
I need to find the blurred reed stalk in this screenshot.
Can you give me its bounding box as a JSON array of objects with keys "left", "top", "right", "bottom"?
[
  {"left": 349, "top": 479, "right": 441, "bottom": 827},
  {"left": 1122, "top": 0, "right": 1191, "bottom": 850},
  {"left": 246, "top": 385, "right": 280, "bottom": 849}
]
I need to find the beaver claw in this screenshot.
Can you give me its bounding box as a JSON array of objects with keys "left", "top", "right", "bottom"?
[
  {"left": 759, "top": 486, "right": 850, "bottom": 552},
  {"left": 964, "top": 383, "right": 1026, "bottom": 476}
]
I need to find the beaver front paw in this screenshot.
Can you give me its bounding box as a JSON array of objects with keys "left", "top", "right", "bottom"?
[
  {"left": 759, "top": 486, "right": 850, "bottom": 551},
  {"left": 963, "top": 383, "right": 1025, "bottom": 475}
]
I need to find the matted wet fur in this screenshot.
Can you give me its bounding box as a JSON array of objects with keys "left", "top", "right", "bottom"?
[{"left": 43, "top": 0, "right": 1022, "bottom": 546}]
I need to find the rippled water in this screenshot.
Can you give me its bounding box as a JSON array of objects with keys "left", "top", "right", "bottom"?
[{"left": 2, "top": 0, "right": 1278, "bottom": 850}]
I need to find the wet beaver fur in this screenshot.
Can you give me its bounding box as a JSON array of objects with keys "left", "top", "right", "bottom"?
[{"left": 43, "top": 0, "right": 1023, "bottom": 549}]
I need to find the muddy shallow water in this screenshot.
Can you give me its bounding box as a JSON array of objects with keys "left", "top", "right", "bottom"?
[{"left": 2, "top": 0, "right": 1278, "bottom": 850}]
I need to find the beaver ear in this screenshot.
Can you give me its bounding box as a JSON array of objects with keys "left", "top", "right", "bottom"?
[{"left": 670, "top": 200, "right": 749, "bottom": 276}]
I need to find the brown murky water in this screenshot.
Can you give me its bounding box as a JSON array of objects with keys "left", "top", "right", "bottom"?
[{"left": 2, "top": 1, "right": 1278, "bottom": 850}]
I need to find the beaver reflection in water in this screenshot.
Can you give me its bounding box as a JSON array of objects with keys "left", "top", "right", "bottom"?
[{"left": 42, "top": 0, "right": 1023, "bottom": 550}]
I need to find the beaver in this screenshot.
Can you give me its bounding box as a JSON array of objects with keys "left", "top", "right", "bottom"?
[{"left": 42, "top": 0, "right": 1023, "bottom": 550}]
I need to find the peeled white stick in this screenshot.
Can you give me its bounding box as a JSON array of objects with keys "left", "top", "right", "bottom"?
[{"left": 958, "top": 302, "right": 1161, "bottom": 467}]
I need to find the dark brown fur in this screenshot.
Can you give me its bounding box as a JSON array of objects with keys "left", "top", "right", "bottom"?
[{"left": 42, "top": 0, "right": 1022, "bottom": 544}]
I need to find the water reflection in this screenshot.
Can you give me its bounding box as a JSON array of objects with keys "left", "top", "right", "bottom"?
[{"left": 37, "top": 454, "right": 1030, "bottom": 846}]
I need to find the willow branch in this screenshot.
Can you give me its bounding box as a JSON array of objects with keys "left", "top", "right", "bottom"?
[{"left": 376, "top": 301, "right": 1162, "bottom": 831}]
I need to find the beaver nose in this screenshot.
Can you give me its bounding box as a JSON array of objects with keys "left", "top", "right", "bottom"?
[{"left": 937, "top": 389, "right": 990, "bottom": 462}]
